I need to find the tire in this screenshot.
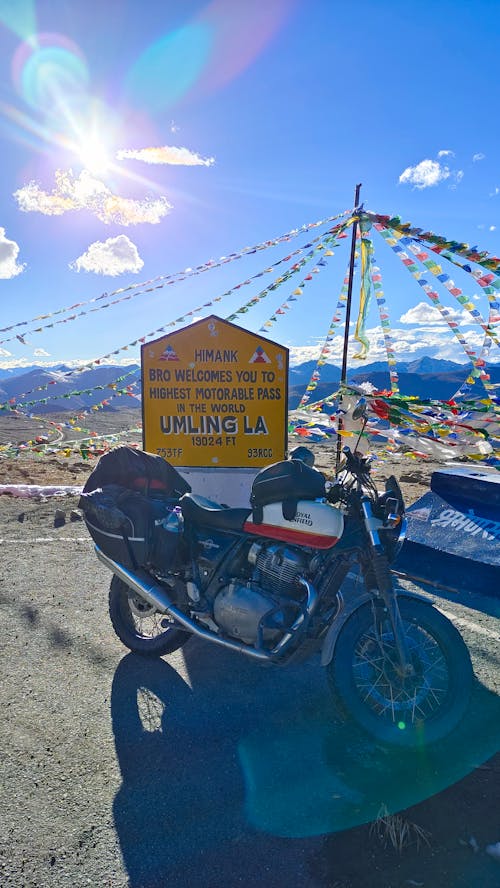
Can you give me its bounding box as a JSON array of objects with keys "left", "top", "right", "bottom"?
[
  {"left": 327, "top": 598, "right": 473, "bottom": 747},
  {"left": 108, "top": 575, "right": 191, "bottom": 657}
]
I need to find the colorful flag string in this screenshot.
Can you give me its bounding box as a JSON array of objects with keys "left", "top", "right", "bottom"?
[
  {"left": 374, "top": 224, "right": 495, "bottom": 403},
  {"left": 365, "top": 213, "right": 500, "bottom": 275},
  {"left": 396, "top": 232, "right": 500, "bottom": 401},
  {"left": 225, "top": 221, "right": 350, "bottom": 325},
  {"left": 1, "top": 367, "right": 141, "bottom": 413},
  {"left": 0, "top": 210, "right": 351, "bottom": 347},
  {"left": 370, "top": 251, "right": 399, "bottom": 392},
  {"left": 398, "top": 236, "right": 500, "bottom": 350},
  {"left": 0, "top": 220, "right": 350, "bottom": 412},
  {"left": 5, "top": 205, "right": 500, "bottom": 472},
  {"left": 298, "top": 259, "right": 351, "bottom": 407},
  {"left": 255, "top": 227, "right": 349, "bottom": 333},
  {"left": 289, "top": 385, "right": 500, "bottom": 465}
]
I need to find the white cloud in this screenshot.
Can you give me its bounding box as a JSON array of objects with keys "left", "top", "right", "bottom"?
[
  {"left": 399, "top": 159, "right": 450, "bottom": 189},
  {"left": 70, "top": 235, "right": 144, "bottom": 276},
  {"left": 0, "top": 355, "right": 142, "bottom": 370},
  {"left": 116, "top": 145, "right": 215, "bottom": 167},
  {"left": 438, "top": 149, "right": 455, "bottom": 158},
  {"left": 400, "top": 303, "right": 446, "bottom": 325},
  {"left": 14, "top": 169, "right": 172, "bottom": 226},
  {"left": 287, "top": 314, "right": 496, "bottom": 369},
  {"left": 489, "top": 186, "right": 499, "bottom": 197},
  {"left": 490, "top": 225, "right": 497, "bottom": 232},
  {"left": 33, "top": 348, "right": 50, "bottom": 356},
  {"left": 289, "top": 345, "right": 324, "bottom": 366},
  {"left": 0, "top": 227, "right": 26, "bottom": 278},
  {"left": 400, "top": 301, "right": 477, "bottom": 326},
  {"left": 473, "top": 153, "right": 485, "bottom": 162}
]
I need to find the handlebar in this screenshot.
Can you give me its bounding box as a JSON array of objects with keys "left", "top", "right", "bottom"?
[
  {"left": 326, "top": 446, "right": 372, "bottom": 505},
  {"left": 341, "top": 445, "right": 371, "bottom": 476}
]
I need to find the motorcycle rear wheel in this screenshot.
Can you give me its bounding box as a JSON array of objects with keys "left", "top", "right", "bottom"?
[
  {"left": 327, "top": 598, "right": 473, "bottom": 747},
  {"left": 108, "top": 575, "right": 191, "bottom": 657}
]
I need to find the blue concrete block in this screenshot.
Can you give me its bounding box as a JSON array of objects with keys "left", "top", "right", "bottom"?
[
  {"left": 431, "top": 467, "right": 500, "bottom": 510},
  {"left": 395, "top": 469, "right": 500, "bottom": 597}
]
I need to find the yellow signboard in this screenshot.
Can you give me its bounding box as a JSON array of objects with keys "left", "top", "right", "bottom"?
[{"left": 141, "top": 316, "right": 289, "bottom": 468}]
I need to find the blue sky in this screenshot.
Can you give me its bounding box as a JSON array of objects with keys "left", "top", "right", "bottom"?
[{"left": 0, "top": 0, "right": 499, "bottom": 370}]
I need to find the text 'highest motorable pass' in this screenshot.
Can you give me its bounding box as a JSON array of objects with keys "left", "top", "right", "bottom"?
[{"left": 80, "top": 406, "right": 473, "bottom": 748}]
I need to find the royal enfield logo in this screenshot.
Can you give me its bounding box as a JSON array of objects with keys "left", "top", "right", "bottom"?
[
  {"left": 431, "top": 508, "right": 500, "bottom": 541},
  {"left": 293, "top": 510, "right": 313, "bottom": 527}
]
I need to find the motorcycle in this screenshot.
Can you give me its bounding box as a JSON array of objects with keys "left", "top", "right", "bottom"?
[{"left": 81, "top": 402, "right": 473, "bottom": 748}]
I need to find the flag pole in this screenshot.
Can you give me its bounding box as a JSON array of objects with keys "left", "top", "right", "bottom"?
[{"left": 336, "top": 182, "right": 362, "bottom": 469}]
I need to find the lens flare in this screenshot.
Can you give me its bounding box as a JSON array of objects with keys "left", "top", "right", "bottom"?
[
  {"left": 12, "top": 33, "right": 89, "bottom": 116},
  {"left": 0, "top": 0, "right": 36, "bottom": 41},
  {"left": 124, "top": 0, "right": 296, "bottom": 111},
  {"left": 197, "top": 0, "right": 298, "bottom": 94},
  {"left": 125, "top": 23, "right": 212, "bottom": 114}
]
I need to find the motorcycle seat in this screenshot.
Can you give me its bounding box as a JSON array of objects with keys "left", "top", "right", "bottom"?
[{"left": 180, "top": 493, "right": 251, "bottom": 531}]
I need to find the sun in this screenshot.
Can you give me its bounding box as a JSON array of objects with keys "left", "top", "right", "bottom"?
[{"left": 76, "top": 135, "right": 112, "bottom": 175}]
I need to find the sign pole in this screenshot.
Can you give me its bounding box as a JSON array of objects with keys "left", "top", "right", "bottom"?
[{"left": 336, "top": 183, "right": 362, "bottom": 469}]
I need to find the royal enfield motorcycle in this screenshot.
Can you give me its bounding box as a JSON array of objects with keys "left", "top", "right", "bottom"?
[{"left": 80, "top": 407, "right": 473, "bottom": 748}]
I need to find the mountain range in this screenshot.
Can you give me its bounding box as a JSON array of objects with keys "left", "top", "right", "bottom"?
[
  {"left": 288, "top": 356, "right": 498, "bottom": 407},
  {"left": 0, "top": 364, "right": 142, "bottom": 414},
  {"left": 0, "top": 358, "right": 496, "bottom": 413}
]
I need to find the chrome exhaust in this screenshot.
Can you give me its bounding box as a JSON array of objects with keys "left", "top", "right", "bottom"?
[{"left": 97, "top": 545, "right": 318, "bottom": 662}]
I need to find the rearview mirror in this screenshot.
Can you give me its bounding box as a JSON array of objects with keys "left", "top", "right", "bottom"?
[{"left": 352, "top": 398, "right": 367, "bottom": 421}]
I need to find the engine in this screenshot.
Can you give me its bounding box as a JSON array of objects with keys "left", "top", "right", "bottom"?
[
  {"left": 249, "top": 542, "right": 307, "bottom": 597},
  {"left": 213, "top": 542, "right": 308, "bottom": 645}
]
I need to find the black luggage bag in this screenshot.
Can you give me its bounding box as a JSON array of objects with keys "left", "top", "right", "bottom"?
[
  {"left": 79, "top": 484, "right": 182, "bottom": 570},
  {"left": 82, "top": 445, "right": 191, "bottom": 497},
  {"left": 80, "top": 446, "right": 189, "bottom": 569},
  {"left": 250, "top": 459, "right": 326, "bottom": 522}
]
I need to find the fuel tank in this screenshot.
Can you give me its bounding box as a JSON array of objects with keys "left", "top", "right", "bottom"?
[{"left": 244, "top": 500, "right": 344, "bottom": 549}]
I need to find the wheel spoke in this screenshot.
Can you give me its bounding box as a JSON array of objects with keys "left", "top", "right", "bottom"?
[
  {"left": 360, "top": 669, "right": 386, "bottom": 702},
  {"left": 124, "top": 591, "right": 177, "bottom": 641},
  {"left": 350, "top": 615, "right": 453, "bottom": 725}
]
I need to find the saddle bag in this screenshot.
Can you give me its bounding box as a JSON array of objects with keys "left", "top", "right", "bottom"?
[{"left": 79, "top": 484, "right": 181, "bottom": 570}]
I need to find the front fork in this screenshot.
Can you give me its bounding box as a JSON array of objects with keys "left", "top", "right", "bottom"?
[{"left": 360, "top": 497, "right": 412, "bottom": 674}]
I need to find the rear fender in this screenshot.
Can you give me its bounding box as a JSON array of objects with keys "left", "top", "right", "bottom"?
[{"left": 320, "top": 586, "right": 429, "bottom": 667}]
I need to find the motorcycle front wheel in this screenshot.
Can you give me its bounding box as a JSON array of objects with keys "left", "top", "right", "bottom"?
[
  {"left": 327, "top": 598, "right": 473, "bottom": 747},
  {"left": 108, "top": 575, "right": 191, "bottom": 657}
]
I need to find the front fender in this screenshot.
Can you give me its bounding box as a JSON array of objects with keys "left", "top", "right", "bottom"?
[{"left": 320, "top": 585, "right": 429, "bottom": 667}]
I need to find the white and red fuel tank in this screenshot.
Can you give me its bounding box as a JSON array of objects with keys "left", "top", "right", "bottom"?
[{"left": 244, "top": 500, "right": 344, "bottom": 549}]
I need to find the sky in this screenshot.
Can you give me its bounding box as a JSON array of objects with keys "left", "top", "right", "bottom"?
[{"left": 0, "top": 0, "right": 499, "bottom": 373}]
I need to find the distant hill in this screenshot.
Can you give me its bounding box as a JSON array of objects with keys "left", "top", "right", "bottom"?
[
  {"left": 288, "top": 356, "right": 465, "bottom": 389},
  {"left": 288, "top": 359, "right": 500, "bottom": 407},
  {"left": 0, "top": 358, "right": 496, "bottom": 413},
  {"left": 0, "top": 364, "right": 141, "bottom": 413},
  {"left": 0, "top": 365, "right": 47, "bottom": 381}
]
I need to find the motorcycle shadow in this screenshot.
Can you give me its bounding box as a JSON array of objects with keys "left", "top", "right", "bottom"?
[
  {"left": 111, "top": 639, "right": 500, "bottom": 885},
  {"left": 111, "top": 639, "right": 325, "bottom": 886}
]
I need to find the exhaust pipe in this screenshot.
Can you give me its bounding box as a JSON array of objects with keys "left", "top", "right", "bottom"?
[{"left": 95, "top": 545, "right": 317, "bottom": 663}]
